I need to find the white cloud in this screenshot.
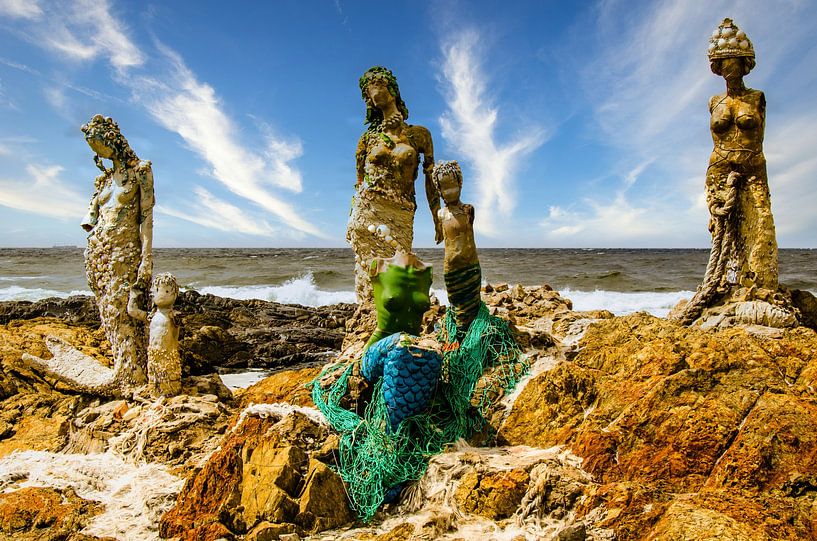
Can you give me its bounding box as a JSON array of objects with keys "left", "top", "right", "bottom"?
[
  {"left": 438, "top": 29, "right": 544, "bottom": 236},
  {"left": 11, "top": 0, "right": 143, "bottom": 70},
  {"left": 3, "top": 0, "right": 323, "bottom": 239},
  {"left": 156, "top": 187, "right": 278, "bottom": 237},
  {"left": 0, "top": 164, "right": 86, "bottom": 218},
  {"left": 129, "top": 45, "right": 320, "bottom": 237},
  {"left": 0, "top": 0, "right": 42, "bottom": 19}
]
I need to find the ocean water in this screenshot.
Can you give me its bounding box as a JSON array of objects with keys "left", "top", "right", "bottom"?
[{"left": 1, "top": 248, "right": 816, "bottom": 317}]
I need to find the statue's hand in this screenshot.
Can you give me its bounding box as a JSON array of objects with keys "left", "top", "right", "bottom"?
[
  {"left": 434, "top": 225, "right": 444, "bottom": 245},
  {"left": 127, "top": 287, "right": 144, "bottom": 319}
]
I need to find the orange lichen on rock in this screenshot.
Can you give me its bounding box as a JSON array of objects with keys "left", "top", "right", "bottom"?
[{"left": 501, "top": 313, "right": 817, "bottom": 539}]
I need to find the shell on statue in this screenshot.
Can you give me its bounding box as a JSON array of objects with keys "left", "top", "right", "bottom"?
[{"left": 708, "top": 18, "right": 754, "bottom": 60}]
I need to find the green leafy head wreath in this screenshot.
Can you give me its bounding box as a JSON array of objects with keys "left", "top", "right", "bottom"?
[
  {"left": 81, "top": 114, "right": 140, "bottom": 180},
  {"left": 359, "top": 66, "right": 409, "bottom": 132}
]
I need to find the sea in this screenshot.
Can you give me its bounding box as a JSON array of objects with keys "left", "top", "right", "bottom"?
[{"left": 2, "top": 248, "right": 817, "bottom": 318}]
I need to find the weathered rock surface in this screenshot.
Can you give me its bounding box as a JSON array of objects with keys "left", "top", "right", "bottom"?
[
  {"left": 1, "top": 291, "right": 355, "bottom": 375},
  {"left": 501, "top": 313, "right": 817, "bottom": 539},
  {"left": 0, "top": 487, "right": 110, "bottom": 541},
  {"left": 159, "top": 407, "right": 351, "bottom": 540}
]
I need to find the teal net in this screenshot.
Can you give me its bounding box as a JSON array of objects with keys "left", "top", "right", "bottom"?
[{"left": 311, "top": 302, "right": 528, "bottom": 522}]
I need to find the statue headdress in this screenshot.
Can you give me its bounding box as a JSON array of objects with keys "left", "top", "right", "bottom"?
[
  {"left": 81, "top": 114, "right": 140, "bottom": 176},
  {"left": 359, "top": 66, "right": 409, "bottom": 132},
  {"left": 708, "top": 18, "right": 754, "bottom": 60},
  {"left": 432, "top": 160, "right": 463, "bottom": 189}
]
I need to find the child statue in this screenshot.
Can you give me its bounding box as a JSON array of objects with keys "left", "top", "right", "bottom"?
[
  {"left": 128, "top": 273, "right": 182, "bottom": 396},
  {"left": 432, "top": 161, "right": 481, "bottom": 337}
]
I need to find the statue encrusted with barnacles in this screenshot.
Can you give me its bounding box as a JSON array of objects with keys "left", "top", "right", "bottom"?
[
  {"left": 671, "top": 18, "right": 803, "bottom": 329},
  {"left": 22, "top": 114, "right": 155, "bottom": 396},
  {"left": 128, "top": 273, "right": 182, "bottom": 396}
]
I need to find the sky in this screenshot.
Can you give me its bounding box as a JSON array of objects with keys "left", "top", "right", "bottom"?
[{"left": 0, "top": 0, "right": 815, "bottom": 248}]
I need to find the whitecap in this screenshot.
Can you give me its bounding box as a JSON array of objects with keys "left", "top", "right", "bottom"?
[{"left": 560, "top": 288, "right": 694, "bottom": 317}]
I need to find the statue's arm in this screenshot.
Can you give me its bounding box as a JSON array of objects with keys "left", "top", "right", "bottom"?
[
  {"left": 80, "top": 176, "right": 103, "bottom": 232},
  {"left": 127, "top": 290, "right": 149, "bottom": 322},
  {"left": 136, "top": 162, "right": 155, "bottom": 289},
  {"left": 410, "top": 125, "right": 442, "bottom": 244},
  {"left": 355, "top": 133, "right": 368, "bottom": 186}
]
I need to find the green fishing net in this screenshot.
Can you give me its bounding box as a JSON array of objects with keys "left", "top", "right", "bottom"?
[{"left": 311, "top": 302, "right": 528, "bottom": 522}]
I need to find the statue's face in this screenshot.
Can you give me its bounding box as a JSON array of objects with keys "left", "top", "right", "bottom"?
[
  {"left": 365, "top": 79, "right": 394, "bottom": 111},
  {"left": 152, "top": 282, "right": 177, "bottom": 308},
  {"left": 721, "top": 57, "right": 744, "bottom": 84},
  {"left": 437, "top": 173, "right": 462, "bottom": 205},
  {"left": 86, "top": 136, "right": 115, "bottom": 159}
]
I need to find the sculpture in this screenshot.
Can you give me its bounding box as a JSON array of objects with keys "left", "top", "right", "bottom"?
[
  {"left": 433, "top": 161, "right": 481, "bottom": 337},
  {"left": 128, "top": 273, "right": 182, "bottom": 396},
  {"left": 366, "top": 250, "right": 433, "bottom": 348},
  {"left": 22, "top": 115, "right": 154, "bottom": 396},
  {"left": 673, "top": 19, "right": 794, "bottom": 327},
  {"left": 346, "top": 66, "right": 442, "bottom": 304}
]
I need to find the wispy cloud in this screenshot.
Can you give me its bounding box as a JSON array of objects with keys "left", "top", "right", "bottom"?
[
  {"left": 541, "top": 0, "right": 817, "bottom": 247},
  {"left": 129, "top": 45, "right": 320, "bottom": 237},
  {"left": 157, "top": 187, "right": 278, "bottom": 237},
  {"left": 2, "top": 0, "right": 323, "bottom": 239},
  {"left": 0, "top": 164, "right": 86, "bottom": 218},
  {"left": 0, "top": 0, "right": 42, "bottom": 19},
  {"left": 438, "top": 29, "right": 544, "bottom": 236}
]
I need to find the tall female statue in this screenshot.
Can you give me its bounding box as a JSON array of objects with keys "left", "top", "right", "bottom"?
[
  {"left": 23, "top": 115, "right": 154, "bottom": 395},
  {"left": 674, "top": 19, "right": 780, "bottom": 325},
  {"left": 347, "top": 66, "right": 442, "bottom": 304}
]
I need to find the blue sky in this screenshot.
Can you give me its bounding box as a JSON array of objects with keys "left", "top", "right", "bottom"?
[{"left": 0, "top": 0, "right": 815, "bottom": 248}]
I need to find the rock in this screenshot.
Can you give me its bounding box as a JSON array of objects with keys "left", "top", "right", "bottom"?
[
  {"left": 645, "top": 500, "right": 765, "bottom": 541},
  {"left": 556, "top": 523, "right": 587, "bottom": 541},
  {"left": 501, "top": 313, "right": 817, "bottom": 539},
  {"left": 296, "top": 459, "right": 355, "bottom": 532},
  {"left": 246, "top": 521, "right": 303, "bottom": 541},
  {"left": 454, "top": 468, "right": 529, "bottom": 520},
  {"left": 1, "top": 292, "right": 355, "bottom": 376},
  {"left": 237, "top": 366, "right": 322, "bottom": 409},
  {"left": 160, "top": 408, "right": 346, "bottom": 539},
  {"left": 792, "top": 289, "right": 817, "bottom": 330},
  {"left": 0, "top": 487, "right": 103, "bottom": 541},
  {"left": 64, "top": 392, "right": 234, "bottom": 475}
]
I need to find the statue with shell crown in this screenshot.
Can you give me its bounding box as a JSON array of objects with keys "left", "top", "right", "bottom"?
[
  {"left": 22, "top": 114, "right": 159, "bottom": 397},
  {"left": 671, "top": 18, "right": 800, "bottom": 328},
  {"left": 346, "top": 66, "right": 443, "bottom": 305}
]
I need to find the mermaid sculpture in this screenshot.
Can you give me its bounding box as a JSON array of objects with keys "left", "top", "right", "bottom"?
[
  {"left": 433, "top": 161, "right": 481, "bottom": 338},
  {"left": 671, "top": 19, "right": 797, "bottom": 328},
  {"left": 347, "top": 66, "right": 442, "bottom": 304},
  {"left": 128, "top": 273, "right": 182, "bottom": 396},
  {"left": 22, "top": 115, "right": 154, "bottom": 396}
]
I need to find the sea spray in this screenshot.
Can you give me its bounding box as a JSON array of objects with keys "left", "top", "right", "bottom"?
[
  {"left": 0, "top": 450, "right": 182, "bottom": 540},
  {"left": 562, "top": 288, "right": 695, "bottom": 317}
]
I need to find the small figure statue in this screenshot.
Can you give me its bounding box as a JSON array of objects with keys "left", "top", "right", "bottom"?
[
  {"left": 128, "top": 273, "right": 182, "bottom": 396},
  {"left": 432, "top": 161, "right": 481, "bottom": 337},
  {"left": 672, "top": 19, "right": 796, "bottom": 328},
  {"left": 23, "top": 115, "right": 154, "bottom": 396},
  {"left": 347, "top": 66, "right": 442, "bottom": 305}
]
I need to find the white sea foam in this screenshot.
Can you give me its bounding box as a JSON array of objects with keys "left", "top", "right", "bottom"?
[
  {"left": 561, "top": 288, "right": 695, "bottom": 317},
  {"left": 198, "top": 272, "right": 356, "bottom": 306},
  {"left": 0, "top": 450, "right": 182, "bottom": 540},
  {"left": 0, "top": 286, "right": 91, "bottom": 302}
]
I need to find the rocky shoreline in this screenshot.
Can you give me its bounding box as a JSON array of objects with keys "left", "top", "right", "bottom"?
[{"left": 1, "top": 286, "right": 816, "bottom": 540}]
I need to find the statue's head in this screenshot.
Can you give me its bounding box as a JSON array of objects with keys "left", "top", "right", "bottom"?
[
  {"left": 359, "top": 66, "right": 409, "bottom": 131},
  {"left": 81, "top": 114, "right": 139, "bottom": 172},
  {"left": 432, "top": 160, "right": 463, "bottom": 205},
  {"left": 151, "top": 272, "right": 179, "bottom": 308},
  {"left": 708, "top": 18, "right": 756, "bottom": 77}
]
